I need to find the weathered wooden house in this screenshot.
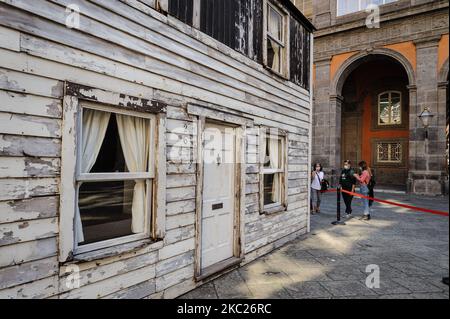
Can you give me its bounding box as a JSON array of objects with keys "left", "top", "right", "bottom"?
[{"left": 0, "top": 0, "right": 314, "bottom": 298}]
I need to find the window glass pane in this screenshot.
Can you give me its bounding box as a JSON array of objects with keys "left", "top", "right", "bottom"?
[
  {"left": 88, "top": 113, "right": 128, "bottom": 173},
  {"left": 338, "top": 0, "right": 359, "bottom": 16},
  {"left": 379, "top": 93, "right": 390, "bottom": 124},
  {"left": 78, "top": 180, "right": 137, "bottom": 245},
  {"left": 82, "top": 111, "right": 150, "bottom": 174},
  {"left": 268, "top": 6, "right": 282, "bottom": 42},
  {"left": 265, "top": 137, "right": 281, "bottom": 169},
  {"left": 264, "top": 173, "right": 277, "bottom": 205},
  {"left": 390, "top": 93, "right": 401, "bottom": 124},
  {"left": 267, "top": 40, "right": 281, "bottom": 73}
]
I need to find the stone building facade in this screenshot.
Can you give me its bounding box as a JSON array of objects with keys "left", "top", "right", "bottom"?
[{"left": 304, "top": 0, "right": 449, "bottom": 195}]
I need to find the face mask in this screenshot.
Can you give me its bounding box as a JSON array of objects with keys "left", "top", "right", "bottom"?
[{"left": 344, "top": 165, "right": 350, "bottom": 170}]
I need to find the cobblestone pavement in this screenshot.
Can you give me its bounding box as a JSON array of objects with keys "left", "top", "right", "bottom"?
[{"left": 180, "top": 192, "right": 449, "bottom": 299}]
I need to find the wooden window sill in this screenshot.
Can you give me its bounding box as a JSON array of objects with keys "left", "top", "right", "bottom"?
[
  {"left": 261, "top": 205, "right": 287, "bottom": 215},
  {"left": 68, "top": 239, "right": 163, "bottom": 264}
]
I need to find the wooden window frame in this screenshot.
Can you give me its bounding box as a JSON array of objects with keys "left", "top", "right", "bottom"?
[
  {"left": 59, "top": 83, "right": 167, "bottom": 263},
  {"left": 73, "top": 102, "right": 155, "bottom": 255},
  {"left": 377, "top": 90, "right": 402, "bottom": 126},
  {"left": 259, "top": 127, "right": 288, "bottom": 215},
  {"left": 263, "top": 0, "right": 290, "bottom": 79}
]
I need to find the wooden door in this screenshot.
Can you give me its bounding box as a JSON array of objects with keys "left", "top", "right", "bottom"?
[{"left": 201, "top": 122, "right": 236, "bottom": 269}]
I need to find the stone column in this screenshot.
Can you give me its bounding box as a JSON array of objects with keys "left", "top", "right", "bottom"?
[
  {"left": 312, "top": 58, "right": 331, "bottom": 173},
  {"left": 409, "top": 36, "right": 444, "bottom": 195},
  {"left": 312, "top": 57, "right": 343, "bottom": 186}
]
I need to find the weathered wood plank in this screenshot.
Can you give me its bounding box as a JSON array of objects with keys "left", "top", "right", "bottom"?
[
  {"left": 0, "top": 217, "right": 58, "bottom": 247},
  {"left": 0, "top": 196, "right": 58, "bottom": 224},
  {"left": 0, "top": 237, "right": 57, "bottom": 268},
  {"left": 0, "top": 157, "right": 60, "bottom": 178},
  {"left": 0, "top": 90, "right": 62, "bottom": 118},
  {"left": 164, "top": 225, "right": 195, "bottom": 245},
  {"left": 0, "top": 275, "right": 58, "bottom": 299},
  {"left": 156, "top": 251, "right": 194, "bottom": 277},
  {"left": 0, "top": 134, "right": 61, "bottom": 157},
  {"left": 166, "top": 199, "right": 196, "bottom": 216},
  {"left": 166, "top": 212, "right": 195, "bottom": 230},
  {"left": 0, "top": 25, "right": 20, "bottom": 52},
  {"left": 0, "top": 178, "right": 59, "bottom": 201},
  {"left": 59, "top": 251, "right": 158, "bottom": 293},
  {"left": 0, "top": 112, "right": 61, "bottom": 138},
  {"left": 166, "top": 186, "right": 196, "bottom": 202},
  {"left": 0, "top": 256, "right": 58, "bottom": 290},
  {"left": 0, "top": 68, "right": 63, "bottom": 98},
  {"left": 59, "top": 264, "right": 156, "bottom": 299},
  {"left": 159, "top": 237, "right": 195, "bottom": 261},
  {"left": 155, "top": 264, "right": 194, "bottom": 292}
]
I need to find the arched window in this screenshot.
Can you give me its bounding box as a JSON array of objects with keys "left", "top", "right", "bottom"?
[{"left": 378, "top": 91, "right": 402, "bottom": 126}]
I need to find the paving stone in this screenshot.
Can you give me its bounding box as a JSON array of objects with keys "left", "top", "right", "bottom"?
[
  {"left": 391, "top": 276, "right": 446, "bottom": 293},
  {"left": 284, "top": 281, "right": 333, "bottom": 299},
  {"left": 181, "top": 192, "right": 448, "bottom": 299},
  {"left": 320, "top": 280, "right": 378, "bottom": 297},
  {"left": 247, "top": 284, "right": 293, "bottom": 299},
  {"left": 213, "top": 271, "right": 252, "bottom": 299},
  {"left": 179, "top": 283, "right": 218, "bottom": 299}
]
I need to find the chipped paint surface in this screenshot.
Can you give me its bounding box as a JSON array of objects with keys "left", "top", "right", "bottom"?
[{"left": 65, "top": 82, "right": 166, "bottom": 114}]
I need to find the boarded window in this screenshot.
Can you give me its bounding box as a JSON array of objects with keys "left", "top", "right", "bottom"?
[
  {"left": 289, "top": 16, "right": 310, "bottom": 90},
  {"left": 199, "top": 0, "right": 256, "bottom": 57},
  {"left": 169, "top": 0, "right": 194, "bottom": 25}
]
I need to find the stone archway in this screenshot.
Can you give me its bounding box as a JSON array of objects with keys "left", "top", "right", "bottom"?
[{"left": 328, "top": 48, "right": 416, "bottom": 190}]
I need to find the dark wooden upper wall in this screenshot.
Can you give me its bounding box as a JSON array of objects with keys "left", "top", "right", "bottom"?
[{"left": 168, "top": 0, "right": 312, "bottom": 90}]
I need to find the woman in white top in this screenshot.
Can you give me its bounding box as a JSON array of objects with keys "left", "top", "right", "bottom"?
[{"left": 311, "top": 163, "right": 324, "bottom": 214}]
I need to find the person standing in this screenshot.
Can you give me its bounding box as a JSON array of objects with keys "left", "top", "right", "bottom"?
[
  {"left": 339, "top": 160, "right": 356, "bottom": 218},
  {"left": 310, "top": 163, "right": 324, "bottom": 214},
  {"left": 354, "top": 161, "right": 372, "bottom": 221}
]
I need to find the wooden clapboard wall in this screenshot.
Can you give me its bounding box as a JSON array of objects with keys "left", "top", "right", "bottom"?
[{"left": 0, "top": 0, "right": 311, "bottom": 299}]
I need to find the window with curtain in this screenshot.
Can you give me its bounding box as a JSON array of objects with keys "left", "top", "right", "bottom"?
[
  {"left": 378, "top": 91, "right": 402, "bottom": 126},
  {"left": 75, "top": 104, "right": 154, "bottom": 251},
  {"left": 266, "top": 2, "right": 287, "bottom": 76},
  {"left": 261, "top": 130, "right": 286, "bottom": 211},
  {"left": 337, "top": 0, "right": 397, "bottom": 16}
]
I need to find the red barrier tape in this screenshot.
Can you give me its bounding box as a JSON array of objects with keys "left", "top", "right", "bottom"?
[{"left": 323, "top": 188, "right": 449, "bottom": 217}]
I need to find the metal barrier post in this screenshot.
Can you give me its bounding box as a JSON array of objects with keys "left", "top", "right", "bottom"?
[{"left": 332, "top": 186, "right": 346, "bottom": 226}]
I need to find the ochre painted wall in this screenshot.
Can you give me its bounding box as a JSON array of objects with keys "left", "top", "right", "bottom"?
[
  {"left": 438, "top": 33, "right": 449, "bottom": 75},
  {"left": 384, "top": 41, "right": 417, "bottom": 72}
]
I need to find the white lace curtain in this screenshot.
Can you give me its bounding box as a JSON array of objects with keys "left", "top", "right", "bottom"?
[{"left": 76, "top": 109, "right": 149, "bottom": 244}]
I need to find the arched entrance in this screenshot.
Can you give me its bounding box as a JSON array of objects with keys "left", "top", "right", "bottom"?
[{"left": 333, "top": 51, "right": 416, "bottom": 191}]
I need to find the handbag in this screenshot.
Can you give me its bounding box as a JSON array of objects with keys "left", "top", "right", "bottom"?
[{"left": 316, "top": 172, "right": 329, "bottom": 192}]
